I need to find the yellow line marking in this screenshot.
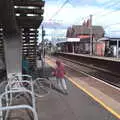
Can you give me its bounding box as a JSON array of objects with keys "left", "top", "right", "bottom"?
[
  {"left": 47, "top": 60, "right": 120, "bottom": 119},
  {"left": 65, "top": 75, "right": 120, "bottom": 119}
]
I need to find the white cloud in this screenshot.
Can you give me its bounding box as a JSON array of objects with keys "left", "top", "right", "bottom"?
[
  {"left": 42, "top": 1, "right": 120, "bottom": 37},
  {"left": 44, "top": 4, "right": 120, "bottom": 24},
  {"left": 96, "top": 0, "right": 110, "bottom": 3}
]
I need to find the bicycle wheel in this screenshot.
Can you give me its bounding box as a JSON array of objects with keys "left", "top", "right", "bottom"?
[{"left": 33, "top": 78, "right": 51, "bottom": 98}]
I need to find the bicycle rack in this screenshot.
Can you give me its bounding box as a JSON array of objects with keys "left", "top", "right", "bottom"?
[
  {"left": 0, "top": 74, "right": 38, "bottom": 120},
  {"left": 5, "top": 80, "right": 35, "bottom": 108},
  {"left": 0, "top": 74, "right": 52, "bottom": 120}
]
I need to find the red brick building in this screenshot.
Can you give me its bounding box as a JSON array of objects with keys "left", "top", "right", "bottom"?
[{"left": 57, "top": 25, "right": 105, "bottom": 54}]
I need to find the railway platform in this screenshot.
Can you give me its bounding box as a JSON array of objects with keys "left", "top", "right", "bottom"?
[
  {"left": 37, "top": 58, "right": 120, "bottom": 120},
  {"left": 1, "top": 58, "right": 120, "bottom": 120}
]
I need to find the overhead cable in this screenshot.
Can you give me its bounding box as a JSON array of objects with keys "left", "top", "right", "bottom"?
[
  {"left": 75, "top": 0, "right": 120, "bottom": 23},
  {"left": 48, "top": 0, "right": 69, "bottom": 20}
]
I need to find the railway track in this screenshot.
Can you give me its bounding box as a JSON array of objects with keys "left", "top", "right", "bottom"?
[{"left": 47, "top": 56, "right": 120, "bottom": 88}]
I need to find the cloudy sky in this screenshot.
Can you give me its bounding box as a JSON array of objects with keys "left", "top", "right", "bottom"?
[{"left": 39, "top": 0, "right": 120, "bottom": 40}]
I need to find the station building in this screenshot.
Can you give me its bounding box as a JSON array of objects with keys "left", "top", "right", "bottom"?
[{"left": 57, "top": 25, "right": 105, "bottom": 55}]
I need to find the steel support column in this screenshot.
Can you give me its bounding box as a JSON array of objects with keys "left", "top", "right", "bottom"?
[{"left": 4, "top": 36, "right": 22, "bottom": 78}]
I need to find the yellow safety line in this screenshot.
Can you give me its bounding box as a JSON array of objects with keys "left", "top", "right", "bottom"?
[
  {"left": 65, "top": 75, "right": 120, "bottom": 119},
  {"left": 47, "top": 60, "right": 120, "bottom": 119}
]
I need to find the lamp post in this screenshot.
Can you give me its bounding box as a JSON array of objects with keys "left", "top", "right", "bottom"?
[
  {"left": 41, "top": 26, "right": 45, "bottom": 77},
  {"left": 90, "top": 14, "right": 93, "bottom": 55}
]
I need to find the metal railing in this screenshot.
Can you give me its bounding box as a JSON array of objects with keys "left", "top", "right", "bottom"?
[
  {"left": 0, "top": 74, "right": 52, "bottom": 120},
  {"left": 0, "top": 74, "right": 38, "bottom": 120}
]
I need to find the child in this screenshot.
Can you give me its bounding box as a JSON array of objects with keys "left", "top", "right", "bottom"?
[{"left": 52, "top": 60, "right": 68, "bottom": 94}]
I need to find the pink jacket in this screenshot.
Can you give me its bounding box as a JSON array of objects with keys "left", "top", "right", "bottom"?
[{"left": 53, "top": 61, "right": 65, "bottom": 78}]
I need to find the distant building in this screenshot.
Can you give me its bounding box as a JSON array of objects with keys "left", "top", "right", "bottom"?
[
  {"left": 98, "top": 37, "right": 120, "bottom": 57},
  {"left": 66, "top": 25, "right": 104, "bottom": 40},
  {"left": 57, "top": 25, "right": 105, "bottom": 55}
]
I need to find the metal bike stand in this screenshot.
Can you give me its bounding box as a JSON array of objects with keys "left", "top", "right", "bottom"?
[
  {"left": 0, "top": 105, "right": 38, "bottom": 120},
  {"left": 8, "top": 74, "right": 32, "bottom": 87},
  {"left": 5, "top": 81, "right": 34, "bottom": 106},
  {"left": 0, "top": 74, "right": 38, "bottom": 120},
  {"left": 5, "top": 74, "right": 34, "bottom": 106},
  {"left": 0, "top": 89, "right": 38, "bottom": 120},
  {"left": 4, "top": 80, "right": 35, "bottom": 120},
  {"left": 9, "top": 74, "right": 36, "bottom": 109}
]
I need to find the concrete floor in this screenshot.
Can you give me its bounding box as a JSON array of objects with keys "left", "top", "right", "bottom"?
[{"left": 4, "top": 62, "right": 119, "bottom": 120}]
